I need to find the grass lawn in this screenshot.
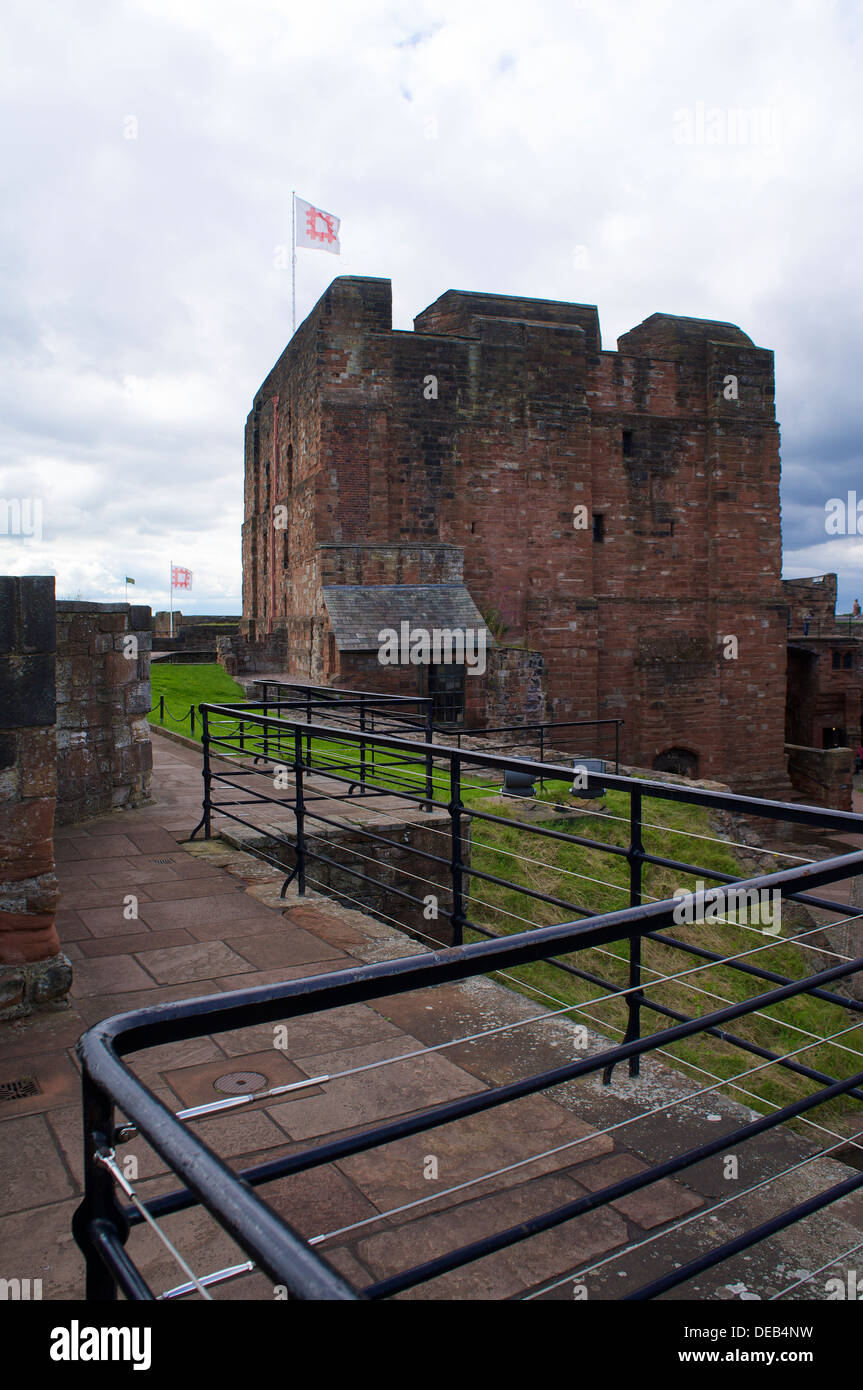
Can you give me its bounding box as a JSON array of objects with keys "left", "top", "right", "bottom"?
[
  {"left": 148, "top": 662, "right": 247, "bottom": 739},
  {"left": 461, "top": 785, "right": 862, "bottom": 1133}
]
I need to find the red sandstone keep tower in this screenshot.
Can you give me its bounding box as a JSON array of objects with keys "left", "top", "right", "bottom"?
[{"left": 239, "top": 277, "right": 787, "bottom": 797}]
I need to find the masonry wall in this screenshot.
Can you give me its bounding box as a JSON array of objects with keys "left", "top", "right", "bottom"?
[
  {"left": 785, "top": 744, "right": 854, "bottom": 811},
  {"left": 0, "top": 576, "right": 70, "bottom": 1018},
  {"left": 784, "top": 575, "right": 838, "bottom": 632},
  {"left": 55, "top": 602, "right": 153, "bottom": 824},
  {"left": 240, "top": 277, "right": 789, "bottom": 797}
]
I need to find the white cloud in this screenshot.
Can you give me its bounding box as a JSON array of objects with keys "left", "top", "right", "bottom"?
[{"left": 0, "top": 0, "right": 861, "bottom": 610}]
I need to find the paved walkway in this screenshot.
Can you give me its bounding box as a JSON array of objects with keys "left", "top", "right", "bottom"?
[{"left": 0, "top": 735, "right": 861, "bottom": 1301}]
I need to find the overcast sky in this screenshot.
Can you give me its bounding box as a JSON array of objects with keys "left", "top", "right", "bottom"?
[{"left": 1, "top": 0, "right": 861, "bottom": 615}]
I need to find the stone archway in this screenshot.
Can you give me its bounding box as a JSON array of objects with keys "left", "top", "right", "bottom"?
[{"left": 653, "top": 747, "right": 700, "bottom": 779}]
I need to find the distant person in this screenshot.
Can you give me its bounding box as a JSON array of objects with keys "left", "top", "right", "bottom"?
[
  {"left": 854, "top": 599, "right": 861, "bottom": 617},
  {"left": 857, "top": 744, "right": 863, "bottom": 774},
  {"left": 801, "top": 609, "right": 811, "bottom": 636}
]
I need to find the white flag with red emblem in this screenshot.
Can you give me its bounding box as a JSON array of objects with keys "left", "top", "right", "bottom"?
[
  {"left": 295, "top": 197, "right": 341, "bottom": 255},
  {"left": 171, "top": 565, "right": 193, "bottom": 591}
]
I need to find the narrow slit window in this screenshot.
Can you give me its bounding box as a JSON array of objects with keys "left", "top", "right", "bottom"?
[{"left": 593, "top": 513, "right": 605, "bottom": 543}]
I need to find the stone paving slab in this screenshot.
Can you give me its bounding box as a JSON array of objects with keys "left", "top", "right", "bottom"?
[
  {"left": 0, "top": 732, "right": 860, "bottom": 1303},
  {"left": 352, "top": 1174, "right": 629, "bottom": 1301}
]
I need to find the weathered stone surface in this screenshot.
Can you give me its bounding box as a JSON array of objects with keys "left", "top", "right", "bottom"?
[
  {"left": 55, "top": 601, "right": 153, "bottom": 823},
  {"left": 0, "top": 950, "right": 73, "bottom": 1020},
  {"left": 235, "top": 276, "right": 788, "bottom": 796}
]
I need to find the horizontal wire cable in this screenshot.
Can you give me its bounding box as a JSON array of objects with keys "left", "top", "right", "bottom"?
[
  {"left": 261, "top": 755, "right": 855, "bottom": 959},
  {"left": 96, "top": 1148, "right": 213, "bottom": 1300},
  {"left": 583, "top": 942, "right": 863, "bottom": 1062},
  {"left": 523, "top": 1122, "right": 863, "bottom": 1301},
  {"left": 482, "top": 971, "right": 863, "bottom": 1158},
  {"left": 307, "top": 1022, "right": 863, "bottom": 1250},
  {"left": 769, "top": 1237, "right": 863, "bottom": 1300},
  {"left": 152, "top": 1028, "right": 863, "bottom": 1299}
]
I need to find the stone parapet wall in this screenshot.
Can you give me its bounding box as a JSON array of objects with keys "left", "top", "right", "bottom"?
[
  {"left": 55, "top": 601, "right": 153, "bottom": 824},
  {"left": 0, "top": 576, "right": 70, "bottom": 1018},
  {"left": 785, "top": 743, "right": 854, "bottom": 811},
  {"left": 783, "top": 575, "right": 838, "bottom": 632}
]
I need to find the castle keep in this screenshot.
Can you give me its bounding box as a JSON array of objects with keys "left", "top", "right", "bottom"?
[{"left": 236, "top": 276, "right": 788, "bottom": 796}]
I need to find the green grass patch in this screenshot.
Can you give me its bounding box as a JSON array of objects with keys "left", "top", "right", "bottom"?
[
  {"left": 458, "top": 786, "right": 862, "bottom": 1136},
  {"left": 148, "top": 662, "right": 246, "bottom": 741}
]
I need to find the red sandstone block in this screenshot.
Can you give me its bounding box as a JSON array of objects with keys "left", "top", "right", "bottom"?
[
  {"left": 0, "top": 910, "right": 61, "bottom": 964},
  {"left": 0, "top": 798, "right": 55, "bottom": 879},
  {"left": 105, "top": 652, "right": 134, "bottom": 685}
]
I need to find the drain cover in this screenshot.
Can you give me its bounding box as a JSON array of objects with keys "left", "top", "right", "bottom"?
[
  {"left": 213, "top": 1070, "right": 267, "bottom": 1096},
  {"left": 151, "top": 858, "right": 174, "bottom": 865},
  {"left": 0, "top": 1076, "right": 41, "bottom": 1102}
]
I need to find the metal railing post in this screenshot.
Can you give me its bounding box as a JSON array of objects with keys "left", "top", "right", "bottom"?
[
  {"left": 359, "top": 701, "right": 367, "bottom": 795},
  {"left": 159, "top": 694, "right": 164, "bottom": 723},
  {"left": 293, "top": 725, "right": 306, "bottom": 896},
  {"left": 424, "top": 702, "right": 434, "bottom": 811},
  {"left": 190, "top": 704, "right": 195, "bottom": 737},
  {"left": 604, "top": 785, "right": 645, "bottom": 1083},
  {"left": 201, "top": 707, "right": 212, "bottom": 838},
  {"left": 539, "top": 724, "right": 545, "bottom": 795},
  {"left": 71, "top": 1070, "right": 125, "bottom": 1301},
  {"left": 615, "top": 720, "right": 620, "bottom": 773},
  {"left": 449, "top": 754, "right": 465, "bottom": 946},
  {"left": 305, "top": 688, "right": 312, "bottom": 768}
]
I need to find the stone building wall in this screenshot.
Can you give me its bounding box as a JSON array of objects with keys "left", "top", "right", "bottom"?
[
  {"left": 0, "top": 576, "right": 70, "bottom": 1018},
  {"left": 55, "top": 602, "right": 153, "bottom": 825},
  {"left": 239, "top": 276, "right": 789, "bottom": 797}
]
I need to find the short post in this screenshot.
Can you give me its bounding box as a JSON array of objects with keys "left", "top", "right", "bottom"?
[
  {"left": 424, "top": 702, "right": 434, "bottom": 811},
  {"left": 159, "top": 694, "right": 164, "bottom": 723},
  {"left": 539, "top": 724, "right": 545, "bottom": 795},
  {"left": 293, "top": 725, "right": 306, "bottom": 895},
  {"left": 239, "top": 720, "right": 246, "bottom": 754},
  {"left": 449, "top": 754, "right": 466, "bottom": 945},
  {"left": 190, "top": 704, "right": 195, "bottom": 737},
  {"left": 201, "top": 707, "right": 212, "bottom": 838},
  {"left": 605, "top": 786, "right": 644, "bottom": 1083},
  {"left": 615, "top": 720, "right": 620, "bottom": 774}
]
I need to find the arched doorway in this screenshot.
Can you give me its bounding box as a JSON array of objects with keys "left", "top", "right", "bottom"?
[{"left": 653, "top": 747, "right": 699, "bottom": 779}]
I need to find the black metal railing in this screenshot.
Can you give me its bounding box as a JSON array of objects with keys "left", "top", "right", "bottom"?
[
  {"left": 451, "top": 717, "right": 622, "bottom": 773},
  {"left": 73, "top": 703, "right": 863, "bottom": 1301}
]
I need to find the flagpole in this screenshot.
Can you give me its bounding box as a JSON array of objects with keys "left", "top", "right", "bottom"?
[
  {"left": 291, "top": 189, "right": 296, "bottom": 337},
  {"left": 169, "top": 562, "right": 173, "bottom": 639}
]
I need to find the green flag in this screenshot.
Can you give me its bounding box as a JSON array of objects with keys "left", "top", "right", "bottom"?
[{"left": 125, "top": 576, "right": 135, "bottom": 584}]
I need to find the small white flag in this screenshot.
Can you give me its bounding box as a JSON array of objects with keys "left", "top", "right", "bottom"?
[{"left": 295, "top": 197, "right": 341, "bottom": 255}]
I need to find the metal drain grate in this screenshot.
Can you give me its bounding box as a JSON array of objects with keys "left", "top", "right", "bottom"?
[
  {"left": 213, "top": 1070, "right": 267, "bottom": 1096},
  {"left": 151, "top": 858, "right": 174, "bottom": 865},
  {"left": 0, "top": 1075, "right": 41, "bottom": 1102}
]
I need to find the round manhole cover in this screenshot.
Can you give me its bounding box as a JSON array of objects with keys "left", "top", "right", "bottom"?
[{"left": 213, "top": 1070, "right": 267, "bottom": 1096}]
